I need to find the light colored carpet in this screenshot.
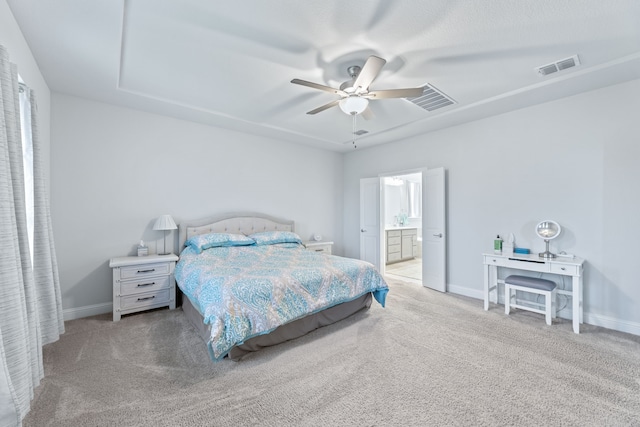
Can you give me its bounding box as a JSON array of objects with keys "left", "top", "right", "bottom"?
[{"left": 24, "top": 279, "right": 640, "bottom": 426}]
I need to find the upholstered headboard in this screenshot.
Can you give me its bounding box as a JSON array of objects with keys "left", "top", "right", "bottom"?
[{"left": 178, "top": 212, "right": 295, "bottom": 250}]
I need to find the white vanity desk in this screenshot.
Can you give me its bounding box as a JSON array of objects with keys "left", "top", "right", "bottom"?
[{"left": 483, "top": 253, "right": 585, "bottom": 333}]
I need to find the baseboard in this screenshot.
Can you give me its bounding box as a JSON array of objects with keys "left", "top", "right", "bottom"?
[
  {"left": 447, "top": 283, "right": 483, "bottom": 300},
  {"left": 447, "top": 284, "right": 640, "bottom": 337},
  {"left": 584, "top": 312, "right": 640, "bottom": 336},
  {"left": 63, "top": 302, "right": 112, "bottom": 321}
]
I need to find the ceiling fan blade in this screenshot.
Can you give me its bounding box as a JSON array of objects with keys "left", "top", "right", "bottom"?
[
  {"left": 307, "top": 99, "right": 340, "bottom": 115},
  {"left": 291, "top": 79, "right": 345, "bottom": 96},
  {"left": 353, "top": 55, "right": 386, "bottom": 91},
  {"left": 365, "top": 88, "right": 424, "bottom": 99},
  {"left": 361, "top": 106, "right": 374, "bottom": 120}
]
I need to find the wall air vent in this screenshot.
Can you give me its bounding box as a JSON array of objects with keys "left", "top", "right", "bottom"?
[
  {"left": 407, "top": 84, "right": 456, "bottom": 112},
  {"left": 536, "top": 55, "right": 580, "bottom": 76}
]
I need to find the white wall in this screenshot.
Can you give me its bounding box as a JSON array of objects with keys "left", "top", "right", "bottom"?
[
  {"left": 1, "top": 0, "right": 51, "bottom": 183},
  {"left": 51, "top": 93, "right": 343, "bottom": 318},
  {"left": 343, "top": 78, "right": 640, "bottom": 335}
]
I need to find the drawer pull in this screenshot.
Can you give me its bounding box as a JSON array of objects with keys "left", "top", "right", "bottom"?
[
  {"left": 560, "top": 267, "right": 566, "bottom": 271},
  {"left": 137, "top": 268, "right": 155, "bottom": 273},
  {"left": 137, "top": 296, "right": 156, "bottom": 302},
  {"left": 137, "top": 282, "right": 155, "bottom": 287},
  {"left": 315, "top": 249, "right": 323, "bottom": 252}
]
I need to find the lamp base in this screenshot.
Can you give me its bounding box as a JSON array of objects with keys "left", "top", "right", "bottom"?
[
  {"left": 538, "top": 239, "right": 556, "bottom": 258},
  {"left": 157, "top": 252, "right": 172, "bottom": 256}
]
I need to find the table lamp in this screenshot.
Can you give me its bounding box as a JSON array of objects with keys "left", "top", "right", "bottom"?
[{"left": 153, "top": 214, "right": 177, "bottom": 255}]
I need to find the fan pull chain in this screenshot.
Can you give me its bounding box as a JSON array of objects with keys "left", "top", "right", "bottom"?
[{"left": 352, "top": 112, "right": 357, "bottom": 149}]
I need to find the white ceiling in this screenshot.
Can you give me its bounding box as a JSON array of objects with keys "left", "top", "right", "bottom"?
[{"left": 8, "top": 0, "right": 640, "bottom": 152}]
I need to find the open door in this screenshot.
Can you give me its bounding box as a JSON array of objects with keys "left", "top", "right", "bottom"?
[
  {"left": 359, "top": 177, "right": 381, "bottom": 271},
  {"left": 422, "top": 168, "right": 446, "bottom": 291}
]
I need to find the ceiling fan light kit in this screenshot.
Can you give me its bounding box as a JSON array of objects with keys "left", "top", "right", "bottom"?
[
  {"left": 291, "top": 55, "right": 424, "bottom": 148},
  {"left": 339, "top": 96, "right": 369, "bottom": 115},
  {"left": 291, "top": 55, "right": 423, "bottom": 116}
]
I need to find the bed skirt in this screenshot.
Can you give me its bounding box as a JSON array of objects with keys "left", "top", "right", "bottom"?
[{"left": 182, "top": 293, "right": 373, "bottom": 361}]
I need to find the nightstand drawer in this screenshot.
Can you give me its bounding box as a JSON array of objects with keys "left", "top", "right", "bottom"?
[
  {"left": 119, "top": 262, "right": 170, "bottom": 279},
  {"left": 120, "top": 289, "right": 170, "bottom": 310},
  {"left": 120, "top": 275, "right": 170, "bottom": 296},
  {"left": 303, "top": 241, "right": 333, "bottom": 255},
  {"left": 307, "top": 244, "right": 332, "bottom": 254}
]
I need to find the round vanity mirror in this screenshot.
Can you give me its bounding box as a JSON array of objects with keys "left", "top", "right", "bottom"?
[{"left": 536, "top": 220, "right": 561, "bottom": 258}]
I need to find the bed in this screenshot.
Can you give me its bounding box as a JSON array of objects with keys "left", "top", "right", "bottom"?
[{"left": 175, "top": 212, "right": 389, "bottom": 361}]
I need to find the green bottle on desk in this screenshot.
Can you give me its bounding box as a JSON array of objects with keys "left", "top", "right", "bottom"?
[{"left": 494, "top": 235, "right": 503, "bottom": 254}]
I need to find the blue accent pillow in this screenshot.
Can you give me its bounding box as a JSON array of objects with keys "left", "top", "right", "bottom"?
[
  {"left": 249, "top": 231, "right": 302, "bottom": 246},
  {"left": 186, "top": 233, "right": 255, "bottom": 254}
]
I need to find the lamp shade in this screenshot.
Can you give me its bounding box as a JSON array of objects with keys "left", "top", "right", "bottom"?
[
  {"left": 153, "top": 214, "right": 177, "bottom": 231},
  {"left": 339, "top": 96, "right": 369, "bottom": 115}
]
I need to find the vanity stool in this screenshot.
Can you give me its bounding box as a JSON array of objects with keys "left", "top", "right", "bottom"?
[{"left": 504, "top": 275, "right": 557, "bottom": 326}]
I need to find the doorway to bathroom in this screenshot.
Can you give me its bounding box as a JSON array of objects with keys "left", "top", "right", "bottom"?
[{"left": 382, "top": 172, "right": 423, "bottom": 284}]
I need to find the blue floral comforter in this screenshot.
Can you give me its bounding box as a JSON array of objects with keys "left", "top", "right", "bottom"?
[{"left": 175, "top": 243, "right": 388, "bottom": 361}]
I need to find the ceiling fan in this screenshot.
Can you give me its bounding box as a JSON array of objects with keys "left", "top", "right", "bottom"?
[{"left": 291, "top": 55, "right": 424, "bottom": 117}]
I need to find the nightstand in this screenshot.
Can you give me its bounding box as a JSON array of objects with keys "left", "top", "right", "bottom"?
[
  {"left": 109, "top": 253, "right": 179, "bottom": 321},
  {"left": 304, "top": 241, "right": 333, "bottom": 255}
]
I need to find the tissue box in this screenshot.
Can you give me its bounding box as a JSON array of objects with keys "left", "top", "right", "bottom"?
[{"left": 137, "top": 246, "right": 148, "bottom": 257}]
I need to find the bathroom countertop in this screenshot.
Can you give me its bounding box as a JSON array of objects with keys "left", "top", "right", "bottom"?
[{"left": 385, "top": 226, "right": 418, "bottom": 231}]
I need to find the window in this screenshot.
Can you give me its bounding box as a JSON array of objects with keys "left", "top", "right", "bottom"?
[{"left": 19, "top": 81, "right": 34, "bottom": 262}]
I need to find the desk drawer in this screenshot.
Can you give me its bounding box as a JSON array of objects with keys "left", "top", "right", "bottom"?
[
  {"left": 484, "top": 256, "right": 508, "bottom": 267},
  {"left": 550, "top": 263, "right": 579, "bottom": 276}
]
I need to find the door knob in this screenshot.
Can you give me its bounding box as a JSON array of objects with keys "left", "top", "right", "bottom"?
[
  {"left": 361, "top": 229, "right": 367, "bottom": 232},
  {"left": 433, "top": 233, "right": 443, "bottom": 238}
]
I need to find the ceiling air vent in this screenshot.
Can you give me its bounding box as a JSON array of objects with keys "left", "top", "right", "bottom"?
[
  {"left": 536, "top": 55, "right": 580, "bottom": 76},
  {"left": 407, "top": 84, "right": 456, "bottom": 112},
  {"left": 354, "top": 129, "right": 368, "bottom": 136}
]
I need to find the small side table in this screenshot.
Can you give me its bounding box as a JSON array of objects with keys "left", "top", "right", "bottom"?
[
  {"left": 109, "top": 253, "right": 178, "bottom": 321},
  {"left": 304, "top": 241, "right": 333, "bottom": 255}
]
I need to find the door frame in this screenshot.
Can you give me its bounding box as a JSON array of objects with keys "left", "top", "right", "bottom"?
[{"left": 378, "top": 167, "right": 426, "bottom": 280}]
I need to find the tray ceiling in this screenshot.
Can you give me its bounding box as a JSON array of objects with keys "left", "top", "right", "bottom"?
[{"left": 8, "top": 0, "right": 640, "bottom": 151}]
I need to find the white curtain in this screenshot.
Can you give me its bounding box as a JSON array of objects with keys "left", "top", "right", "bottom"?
[
  {"left": 28, "top": 89, "right": 64, "bottom": 344},
  {"left": 0, "top": 45, "right": 64, "bottom": 426}
]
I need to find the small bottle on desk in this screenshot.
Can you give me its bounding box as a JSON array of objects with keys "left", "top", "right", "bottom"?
[{"left": 494, "top": 235, "right": 503, "bottom": 254}]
